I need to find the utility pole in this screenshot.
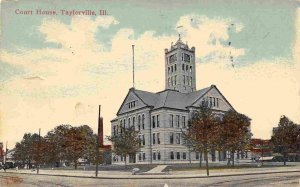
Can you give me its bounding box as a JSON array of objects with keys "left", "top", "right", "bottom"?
[
  {"left": 95, "top": 105, "right": 101, "bottom": 177},
  {"left": 37, "top": 128, "right": 41, "bottom": 174}
]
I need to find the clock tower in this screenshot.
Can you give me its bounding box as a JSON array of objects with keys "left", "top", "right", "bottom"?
[{"left": 164, "top": 35, "right": 196, "bottom": 93}]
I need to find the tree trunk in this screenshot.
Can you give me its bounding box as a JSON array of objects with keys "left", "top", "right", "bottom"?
[
  {"left": 227, "top": 151, "right": 231, "bottom": 166},
  {"left": 74, "top": 160, "right": 77, "bottom": 170},
  {"left": 199, "top": 152, "right": 202, "bottom": 168},
  {"left": 231, "top": 151, "right": 235, "bottom": 167},
  {"left": 204, "top": 150, "right": 209, "bottom": 176}
]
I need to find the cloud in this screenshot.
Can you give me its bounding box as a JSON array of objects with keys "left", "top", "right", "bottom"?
[{"left": 0, "top": 13, "right": 299, "bottom": 147}]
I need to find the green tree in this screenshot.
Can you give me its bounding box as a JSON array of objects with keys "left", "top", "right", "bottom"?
[
  {"left": 216, "top": 110, "right": 251, "bottom": 167},
  {"left": 107, "top": 126, "right": 140, "bottom": 167},
  {"left": 185, "top": 106, "right": 218, "bottom": 176},
  {"left": 271, "top": 115, "right": 299, "bottom": 165}
]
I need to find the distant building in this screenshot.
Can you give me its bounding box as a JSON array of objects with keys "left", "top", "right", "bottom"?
[
  {"left": 111, "top": 36, "right": 242, "bottom": 164},
  {"left": 0, "top": 142, "right": 3, "bottom": 164},
  {"left": 250, "top": 139, "right": 272, "bottom": 161}
]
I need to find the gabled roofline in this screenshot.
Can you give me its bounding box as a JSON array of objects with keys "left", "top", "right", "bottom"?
[
  {"left": 190, "top": 85, "right": 235, "bottom": 111},
  {"left": 213, "top": 85, "right": 236, "bottom": 111},
  {"left": 190, "top": 85, "right": 213, "bottom": 106},
  {"left": 116, "top": 88, "right": 150, "bottom": 116}
]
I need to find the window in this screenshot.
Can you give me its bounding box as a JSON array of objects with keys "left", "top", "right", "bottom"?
[
  {"left": 157, "top": 115, "right": 160, "bottom": 127},
  {"left": 183, "top": 75, "right": 185, "bottom": 85},
  {"left": 128, "top": 118, "right": 130, "bottom": 128},
  {"left": 153, "top": 152, "right": 156, "bottom": 160},
  {"left": 133, "top": 117, "right": 135, "bottom": 129},
  {"left": 175, "top": 133, "right": 181, "bottom": 144},
  {"left": 182, "top": 64, "right": 184, "bottom": 71},
  {"left": 142, "top": 114, "right": 145, "bottom": 129},
  {"left": 175, "top": 64, "right": 177, "bottom": 72},
  {"left": 143, "top": 153, "right": 146, "bottom": 160},
  {"left": 153, "top": 133, "right": 156, "bottom": 144},
  {"left": 196, "top": 152, "right": 199, "bottom": 160},
  {"left": 210, "top": 97, "right": 212, "bottom": 108},
  {"left": 187, "top": 76, "right": 190, "bottom": 86},
  {"left": 182, "top": 116, "right": 186, "bottom": 128},
  {"left": 176, "top": 115, "right": 180, "bottom": 128},
  {"left": 186, "top": 65, "right": 188, "bottom": 71},
  {"left": 190, "top": 77, "right": 192, "bottom": 86},
  {"left": 181, "top": 53, "right": 183, "bottom": 61},
  {"left": 171, "top": 66, "right": 173, "bottom": 73},
  {"left": 170, "top": 151, "right": 174, "bottom": 160},
  {"left": 171, "top": 77, "right": 173, "bottom": 86},
  {"left": 190, "top": 66, "right": 192, "bottom": 73},
  {"left": 142, "top": 135, "right": 145, "bottom": 146},
  {"left": 170, "top": 133, "right": 174, "bottom": 144},
  {"left": 170, "top": 54, "right": 177, "bottom": 63},
  {"left": 139, "top": 153, "right": 142, "bottom": 161},
  {"left": 183, "top": 152, "right": 186, "bottom": 159},
  {"left": 138, "top": 115, "right": 141, "bottom": 130},
  {"left": 157, "top": 133, "right": 160, "bottom": 144},
  {"left": 113, "top": 126, "right": 116, "bottom": 135},
  {"left": 152, "top": 116, "right": 155, "bottom": 128},
  {"left": 169, "top": 114, "right": 174, "bottom": 127},
  {"left": 120, "top": 121, "right": 123, "bottom": 134},
  {"left": 216, "top": 98, "right": 219, "bottom": 107},
  {"left": 168, "top": 67, "right": 170, "bottom": 74},
  {"left": 158, "top": 152, "right": 161, "bottom": 160},
  {"left": 184, "top": 54, "right": 191, "bottom": 62},
  {"left": 139, "top": 135, "right": 142, "bottom": 146},
  {"left": 177, "top": 152, "right": 180, "bottom": 160},
  {"left": 174, "top": 75, "right": 177, "bottom": 85}
]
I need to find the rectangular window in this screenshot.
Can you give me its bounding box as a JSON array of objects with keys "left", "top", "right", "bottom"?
[
  {"left": 139, "top": 135, "right": 142, "bottom": 146},
  {"left": 183, "top": 75, "right": 185, "bottom": 85},
  {"left": 169, "top": 114, "right": 174, "bottom": 127},
  {"left": 190, "top": 77, "right": 192, "bottom": 86},
  {"left": 142, "top": 135, "right": 145, "bottom": 146},
  {"left": 153, "top": 133, "right": 156, "bottom": 144},
  {"left": 182, "top": 64, "right": 185, "bottom": 71},
  {"left": 182, "top": 116, "right": 186, "bottom": 128},
  {"left": 142, "top": 114, "right": 145, "bottom": 129},
  {"left": 170, "top": 133, "right": 174, "bottom": 144},
  {"left": 176, "top": 115, "right": 180, "bottom": 128},
  {"left": 158, "top": 152, "right": 161, "bottom": 160},
  {"left": 138, "top": 116, "right": 141, "bottom": 130},
  {"left": 213, "top": 98, "right": 216, "bottom": 107},
  {"left": 176, "top": 133, "right": 181, "bottom": 144},
  {"left": 216, "top": 98, "right": 219, "bottom": 107},
  {"left": 170, "top": 151, "right": 174, "bottom": 160},
  {"left": 157, "top": 115, "right": 160, "bottom": 127},
  {"left": 183, "top": 152, "right": 186, "bottom": 159},
  {"left": 143, "top": 153, "right": 146, "bottom": 160},
  {"left": 181, "top": 53, "right": 183, "bottom": 61},
  {"left": 157, "top": 133, "right": 160, "bottom": 144},
  {"left": 187, "top": 76, "right": 190, "bottom": 85},
  {"left": 171, "top": 76, "right": 173, "bottom": 86},
  {"left": 210, "top": 97, "right": 212, "bottom": 107},
  {"left": 174, "top": 75, "right": 177, "bottom": 85},
  {"left": 177, "top": 152, "right": 180, "bottom": 160},
  {"left": 113, "top": 126, "right": 116, "bottom": 135},
  {"left": 133, "top": 117, "right": 135, "bottom": 129},
  {"left": 153, "top": 152, "right": 156, "bottom": 160},
  {"left": 139, "top": 153, "right": 142, "bottom": 161},
  {"left": 152, "top": 116, "right": 155, "bottom": 128}
]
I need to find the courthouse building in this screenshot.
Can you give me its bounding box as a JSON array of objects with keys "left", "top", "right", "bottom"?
[{"left": 111, "top": 36, "right": 235, "bottom": 164}]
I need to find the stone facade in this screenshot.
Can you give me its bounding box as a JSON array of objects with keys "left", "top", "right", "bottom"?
[{"left": 111, "top": 37, "right": 237, "bottom": 164}]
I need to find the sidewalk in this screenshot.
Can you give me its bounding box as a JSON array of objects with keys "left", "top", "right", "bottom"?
[{"left": 2, "top": 166, "right": 300, "bottom": 179}]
